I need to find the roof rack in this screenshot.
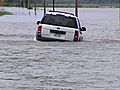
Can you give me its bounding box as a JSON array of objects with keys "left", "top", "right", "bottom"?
[{"left": 49, "top": 10, "right": 74, "bottom": 16}]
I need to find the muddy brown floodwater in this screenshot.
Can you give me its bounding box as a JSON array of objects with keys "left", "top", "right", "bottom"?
[{"left": 0, "top": 8, "right": 120, "bottom": 90}]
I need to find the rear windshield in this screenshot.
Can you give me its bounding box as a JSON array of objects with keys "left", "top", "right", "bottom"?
[{"left": 41, "top": 14, "right": 78, "bottom": 29}]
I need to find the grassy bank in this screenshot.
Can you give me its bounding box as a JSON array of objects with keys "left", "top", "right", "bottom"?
[{"left": 0, "top": 11, "right": 13, "bottom": 16}]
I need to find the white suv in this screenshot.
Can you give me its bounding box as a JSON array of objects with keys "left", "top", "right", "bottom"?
[{"left": 36, "top": 11, "right": 86, "bottom": 42}]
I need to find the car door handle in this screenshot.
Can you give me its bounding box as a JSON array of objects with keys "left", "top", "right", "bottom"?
[{"left": 57, "top": 27, "right": 60, "bottom": 29}]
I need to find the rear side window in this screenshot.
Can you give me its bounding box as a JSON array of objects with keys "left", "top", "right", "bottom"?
[{"left": 41, "top": 14, "right": 78, "bottom": 29}]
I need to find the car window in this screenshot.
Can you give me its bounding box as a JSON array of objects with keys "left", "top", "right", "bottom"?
[{"left": 41, "top": 14, "right": 78, "bottom": 29}]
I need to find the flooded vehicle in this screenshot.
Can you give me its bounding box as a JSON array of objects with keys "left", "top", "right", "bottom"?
[{"left": 36, "top": 11, "right": 86, "bottom": 42}]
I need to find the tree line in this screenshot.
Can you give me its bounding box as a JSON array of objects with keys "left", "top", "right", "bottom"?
[{"left": 5, "top": 0, "right": 119, "bottom": 4}]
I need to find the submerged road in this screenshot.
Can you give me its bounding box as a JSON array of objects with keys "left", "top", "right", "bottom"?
[{"left": 0, "top": 7, "right": 120, "bottom": 90}]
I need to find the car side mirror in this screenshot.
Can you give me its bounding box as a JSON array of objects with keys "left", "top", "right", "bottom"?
[
  {"left": 81, "top": 27, "right": 86, "bottom": 31},
  {"left": 37, "top": 21, "right": 41, "bottom": 25}
]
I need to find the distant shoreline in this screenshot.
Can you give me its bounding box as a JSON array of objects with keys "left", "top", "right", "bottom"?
[
  {"left": 43, "top": 4, "right": 119, "bottom": 8},
  {"left": 3, "top": 3, "right": 119, "bottom": 8}
]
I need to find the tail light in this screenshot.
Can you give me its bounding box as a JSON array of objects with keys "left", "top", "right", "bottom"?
[
  {"left": 74, "top": 31, "right": 79, "bottom": 39},
  {"left": 37, "top": 26, "right": 42, "bottom": 33}
]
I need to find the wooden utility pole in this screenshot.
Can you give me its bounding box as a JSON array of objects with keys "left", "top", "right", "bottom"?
[
  {"left": 53, "top": 0, "right": 55, "bottom": 11},
  {"left": 75, "top": 0, "right": 78, "bottom": 17},
  {"left": 0, "top": 0, "right": 3, "bottom": 4},
  {"left": 0, "top": 0, "right": 4, "bottom": 11},
  {"left": 34, "top": 0, "right": 37, "bottom": 15},
  {"left": 0, "top": 0, "right": 4, "bottom": 6},
  {"left": 0, "top": 0, "right": 3, "bottom": 5},
  {"left": 44, "top": 0, "right": 46, "bottom": 15}
]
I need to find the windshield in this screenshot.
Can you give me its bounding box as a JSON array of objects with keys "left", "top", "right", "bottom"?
[{"left": 41, "top": 14, "right": 78, "bottom": 29}]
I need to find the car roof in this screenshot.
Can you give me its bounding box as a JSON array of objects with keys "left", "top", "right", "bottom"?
[{"left": 46, "top": 11, "right": 77, "bottom": 18}]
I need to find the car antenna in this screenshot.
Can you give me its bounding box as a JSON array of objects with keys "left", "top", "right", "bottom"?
[
  {"left": 44, "top": 0, "right": 46, "bottom": 15},
  {"left": 75, "top": 0, "right": 78, "bottom": 17}
]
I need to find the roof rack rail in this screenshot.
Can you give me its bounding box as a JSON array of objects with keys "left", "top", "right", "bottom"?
[{"left": 49, "top": 10, "right": 74, "bottom": 16}]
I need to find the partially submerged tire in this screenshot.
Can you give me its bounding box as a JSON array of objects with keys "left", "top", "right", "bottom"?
[{"left": 79, "top": 36, "right": 83, "bottom": 42}]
